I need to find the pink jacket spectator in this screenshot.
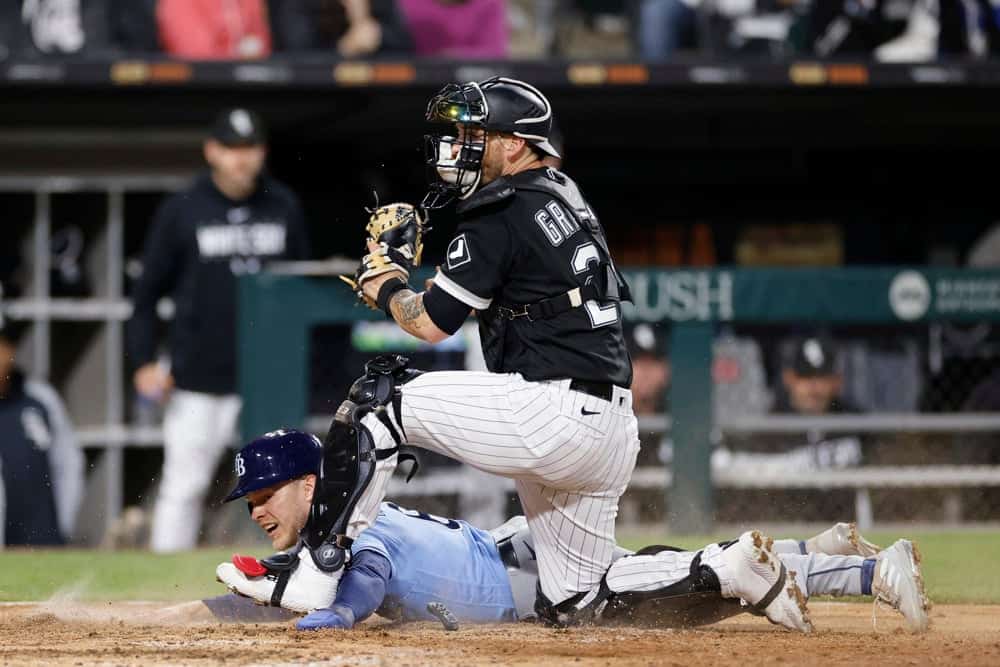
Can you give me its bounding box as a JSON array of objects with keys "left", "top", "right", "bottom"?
[
  {"left": 397, "top": 0, "right": 507, "bottom": 58},
  {"left": 158, "top": 0, "right": 272, "bottom": 60}
]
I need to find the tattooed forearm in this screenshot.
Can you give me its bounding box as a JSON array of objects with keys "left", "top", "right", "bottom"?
[
  {"left": 389, "top": 290, "right": 428, "bottom": 336},
  {"left": 392, "top": 290, "right": 424, "bottom": 324},
  {"left": 387, "top": 290, "right": 449, "bottom": 343}
]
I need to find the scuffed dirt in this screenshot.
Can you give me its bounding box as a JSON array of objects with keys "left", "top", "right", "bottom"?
[{"left": 1, "top": 602, "right": 998, "bottom": 666}]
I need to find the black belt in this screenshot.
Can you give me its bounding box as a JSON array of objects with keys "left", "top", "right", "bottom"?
[
  {"left": 569, "top": 378, "right": 614, "bottom": 402},
  {"left": 498, "top": 539, "right": 519, "bottom": 569}
]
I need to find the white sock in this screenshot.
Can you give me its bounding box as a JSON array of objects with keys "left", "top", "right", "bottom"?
[
  {"left": 772, "top": 538, "right": 806, "bottom": 555},
  {"left": 778, "top": 553, "right": 866, "bottom": 597}
]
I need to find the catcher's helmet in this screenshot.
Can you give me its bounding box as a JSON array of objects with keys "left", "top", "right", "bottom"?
[
  {"left": 422, "top": 77, "right": 559, "bottom": 208},
  {"left": 223, "top": 429, "right": 323, "bottom": 502}
]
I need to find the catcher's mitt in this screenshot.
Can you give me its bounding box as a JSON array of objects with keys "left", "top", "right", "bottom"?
[{"left": 340, "top": 203, "right": 428, "bottom": 309}]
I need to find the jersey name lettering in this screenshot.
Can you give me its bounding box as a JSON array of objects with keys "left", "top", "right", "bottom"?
[{"left": 533, "top": 201, "right": 580, "bottom": 247}]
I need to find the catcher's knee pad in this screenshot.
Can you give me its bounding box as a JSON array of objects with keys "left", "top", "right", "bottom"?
[
  {"left": 303, "top": 355, "right": 421, "bottom": 565},
  {"left": 599, "top": 547, "right": 742, "bottom": 628}
]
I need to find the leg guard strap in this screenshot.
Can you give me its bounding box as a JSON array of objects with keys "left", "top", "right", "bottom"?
[{"left": 747, "top": 561, "right": 787, "bottom": 616}]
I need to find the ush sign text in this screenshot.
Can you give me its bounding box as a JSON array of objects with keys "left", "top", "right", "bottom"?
[{"left": 622, "top": 271, "right": 734, "bottom": 322}]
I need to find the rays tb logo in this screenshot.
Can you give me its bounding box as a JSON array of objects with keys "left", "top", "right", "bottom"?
[{"left": 235, "top": 454, "right": 246, "bottom": 477}]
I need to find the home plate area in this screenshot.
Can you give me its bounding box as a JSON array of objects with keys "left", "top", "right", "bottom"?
[{"left": 1, "top": 602, "right": 998, "bottom": 666}]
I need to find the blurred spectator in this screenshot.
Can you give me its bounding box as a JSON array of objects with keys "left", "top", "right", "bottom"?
[
  {"left": 157, "top": 0, "right": 271, "bottom": 60},
  {"left": 269, "top": 0, "right": 413, "bottom": 57},
  {"left": 938, "top": 0, "right": 1000, "bottom": 58},
  {"left": 556, "top": 0, "right": 630, "bottom": 58},
  {"left": 632, "top": 0, "right": 698, "bottom": 59},
  {"left": 0, "top": 0, "right": 94, "bottom": 57},
  {"left": 127, "top": 108, "right": 310, "bottom": 552},
  {"left": 396, "top": 0, "right": 508, "bottom": 58},
  {"left": 875, "top": 0, "right": 939, "bottom": 61},
  {"left": 875, "top": 0, "right": 1000, "bottom": 62},
  {"left": 625, "top": 323, "right": 670, "bottom": 468},
  {"left": 712, "top": 336, "right": 862, "bottom": 474},
  {"left": 775, "top": 336, "right": 858, "bottom": 415},
  {"left": 802, "top": 0, "right": 911, "bottom": 58},
  {"left": 713, "top": 330, "right": 772, "bottom": 418},
  {"left": 0, "top": 324, "right": 83, "bottom": 546},
  {"left": 0, "top": 0, "right": 157, "bottom": 58},
  {"left": 628, "top": 323, "right": 670, "bottom": 416}
]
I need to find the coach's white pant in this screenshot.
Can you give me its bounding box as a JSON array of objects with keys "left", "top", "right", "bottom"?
[
  {"left": 351, "top": 371, "right": 640, "bottom": 604},
  {"left": 151, "top": 390, "right": 241, "bottom": 553}
]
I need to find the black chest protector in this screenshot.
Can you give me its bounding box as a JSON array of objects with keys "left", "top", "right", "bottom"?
[
  {"left": 505, "top": 169, "right": 629, "bottom": 318},
  {"left": 459, "top": 169, "right": 631, "bottom": 374}
]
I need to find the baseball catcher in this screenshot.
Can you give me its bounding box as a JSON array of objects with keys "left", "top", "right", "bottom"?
[{"left": 213, "top": 430, "right": 930, "bottom": 633}]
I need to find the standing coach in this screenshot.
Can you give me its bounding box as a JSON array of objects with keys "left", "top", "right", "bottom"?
[{"left": 127, "top": 108, "right": 310, "bottom": 552}]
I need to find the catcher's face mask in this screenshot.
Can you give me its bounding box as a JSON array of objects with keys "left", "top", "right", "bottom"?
[{"left": 422, "top": 81, "right": 488, "bottom": 209}]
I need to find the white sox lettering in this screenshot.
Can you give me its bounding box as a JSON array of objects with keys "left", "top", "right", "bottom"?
[{"left": 196, "top": 223, "right": 287, "bottom": 259}]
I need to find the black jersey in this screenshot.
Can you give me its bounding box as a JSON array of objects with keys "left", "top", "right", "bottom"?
[
  {"left": 428, "top": 168, "right": 632, "bottom": 387},
  {"left": 127, "top": 172, "right": 310, "bottom": 394}
]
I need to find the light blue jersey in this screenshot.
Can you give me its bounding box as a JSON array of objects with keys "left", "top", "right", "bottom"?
[{"left": 351, "top": 502, "right": 517, "bottom": 623}]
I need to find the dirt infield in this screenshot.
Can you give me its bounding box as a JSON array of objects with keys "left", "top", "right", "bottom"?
[{"left": 1, "top": 602, "right": 998, "bottom": 666}]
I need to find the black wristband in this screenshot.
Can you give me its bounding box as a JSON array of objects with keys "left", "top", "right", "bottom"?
[{"left": 377, "top": 277, "right": 410, "bottom": 317}]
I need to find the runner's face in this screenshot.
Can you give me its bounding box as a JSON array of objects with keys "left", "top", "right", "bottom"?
[{"left": 246, "top": 476, "right": 314, "bottom": 550}]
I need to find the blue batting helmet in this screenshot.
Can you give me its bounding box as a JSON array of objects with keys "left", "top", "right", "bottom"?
[{"left": 223, "top": 429, "right": 323, "bottom": 503}]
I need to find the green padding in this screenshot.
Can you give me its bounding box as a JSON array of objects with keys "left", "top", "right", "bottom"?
[{"left": 622, "top": 268, "right": 1000, "bottom": 323}]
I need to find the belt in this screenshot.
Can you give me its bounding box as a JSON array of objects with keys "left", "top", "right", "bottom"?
[
  {"left": 569, "top": 378, "right": 614, "bottom": 402},
  {"left": 497, "top": 539, "right": 519, "bottom": 569}
]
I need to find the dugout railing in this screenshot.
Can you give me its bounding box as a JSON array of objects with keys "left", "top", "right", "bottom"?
[{"left": 240, "top": 267, "right": 1000, "bottom": 534}]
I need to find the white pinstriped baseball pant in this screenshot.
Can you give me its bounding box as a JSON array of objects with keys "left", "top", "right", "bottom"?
[{"left": 345, "top": 370, "right": 640, "bottom": 604}]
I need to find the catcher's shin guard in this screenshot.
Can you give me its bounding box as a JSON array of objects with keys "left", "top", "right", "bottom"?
[
  {"left": 599, "top": 546, "right": 741, "bottom": 628},
  {"left": 303, "top": 355, "right": 420, "bottom": 567}
]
